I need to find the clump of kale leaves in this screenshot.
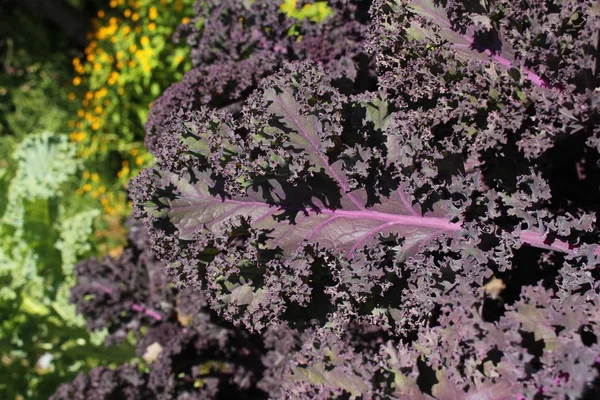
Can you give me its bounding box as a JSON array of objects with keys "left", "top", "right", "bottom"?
[{"left": 53, "top": 1, "right": 600, "bottom": 399}]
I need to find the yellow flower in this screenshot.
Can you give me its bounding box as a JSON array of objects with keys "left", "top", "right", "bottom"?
[
  {"left": 129, "top": 43, "right": 137, "bottom": 53},
  {"left": 181, "top": 17, "right": 190, "bottom": 24},
  {"left": 148, "top": 22, "right": 156, "bottom": 31},
  {"left": 77, "top": 109, "right": 85, "bottom": 118},
  {"left": 128, "top": 60, "right": 136, "bottom": 68},
  {"left": 92, "top": 121, "right": 100, "bottom": 130},
  {"left": 124, "top": 9, "right": 131, "bottom": 18},
  {"left": 97, "top": 10, "right": 105, "bottom": 18},
  {"left": 87, "top": 53, "right": 95, "bottom": 62},
  {"left": 72, "top": 76, "right": 81, "bottom": 86},
  {"left": 70, "top": 132, "right": 86, "bottom": 142},
  {"left": 99, "top": 186, "right": 106, "bottom": 194},
  {"left": 149, "top": 6, "right": 158, "bottom": 20},
  {"left": 93, "top": 63, "right": 102, "bottom": 71},
  {"left": 122, "top": 25, "right": 131, "bottom": 35},
  {"left": 83, "top": 171, "right": 91, "bottom": 179},
  {"left": 95, "top": 106, "right": 103, "bottom": 114},
  {"left": 107, "top": 71, "right": 120, "bottom": 86},
  {"left": 132, "top": 13, "right": 139, "bottom": 21},
  {"left": 110, "top": 0, "right": 117, "bottom": 7},
  {"left": 135, "top": 155, "right": 144, "bottom": 166},
  {"left": 83, "top": 183, "right": 92, "bottom": 192},
  {"left": 111, "top": 36, "right": 118, "bottom": 43},
  {"left": 141, "top": 36, "right": 150, "bottom": 46},
  {"left": 68, "top": 92, "right": 76, "bottom": 101},
  {"left": 130, "top": 148, "right": 138, "bottom": 155},
  {"left": 95, "top": 88, "right": 108, "bottom": 99},
  {"left": 91, "top": 173, "right": 100, "bottom": 182}
]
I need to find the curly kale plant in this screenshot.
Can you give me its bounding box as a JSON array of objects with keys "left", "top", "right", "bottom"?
[
  {"left": 56, "top": 0, "right": 600, "bottom": 399},
  {"left": 53, "top": 223, "right": 291, "bottom": 399}
]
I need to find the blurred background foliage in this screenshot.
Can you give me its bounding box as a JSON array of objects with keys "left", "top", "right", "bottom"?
[
  {"left": 0, "top": 0, "right": 332, "bottom": 398},
  {"left": 0, "top": 0, "right": 194, "bottom": 398}
]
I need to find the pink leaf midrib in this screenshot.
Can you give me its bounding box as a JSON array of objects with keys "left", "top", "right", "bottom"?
[
  {"left": 173, "top": 193, "right": 594, "bottom": 256},
  {"left": 174, "top": 194, "right": 460, "bottom": 232}
]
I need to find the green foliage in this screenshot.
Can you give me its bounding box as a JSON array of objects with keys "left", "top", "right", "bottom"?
[
  {"left": 0, "top": 132, "right": 77, "bottom": 299},
  {"left": 280, "top": 0, "right": 334, "bottom": 22},
  {"left": 0, "top": 3, "right": 142, "bottom": 397},
  {"left": 0, "top": 5, "right": 74, "bottom": 140},
  {"left": 55, "top": 209, "right": 101, "bottom": 275},
  {"left": 10, "top": 133, "right": 79, "bottom": 201},
  {"left": 0, "top": 132, "right": 135, "bottom": 399}
]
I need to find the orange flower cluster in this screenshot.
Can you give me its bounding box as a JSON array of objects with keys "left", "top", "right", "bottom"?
[
  {"left": 67, "top": 0, "right": 193, "bottom": 218},
  {"left": 69, "top": 0, "right": 192, "bottom": 142}
]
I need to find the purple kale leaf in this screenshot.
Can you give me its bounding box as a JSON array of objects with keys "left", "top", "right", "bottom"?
[
  {"left": 132, "top": 62, "right": 470, "bottom": 333},
  {"left": 70, "top": 221, "right": 170, "bottom": 345},
  {"left": 145, "top": 0, "right": 373, "bottom": 155},
  {"left": 60, "top": 223, "right": 303, "bottom": 399}
]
